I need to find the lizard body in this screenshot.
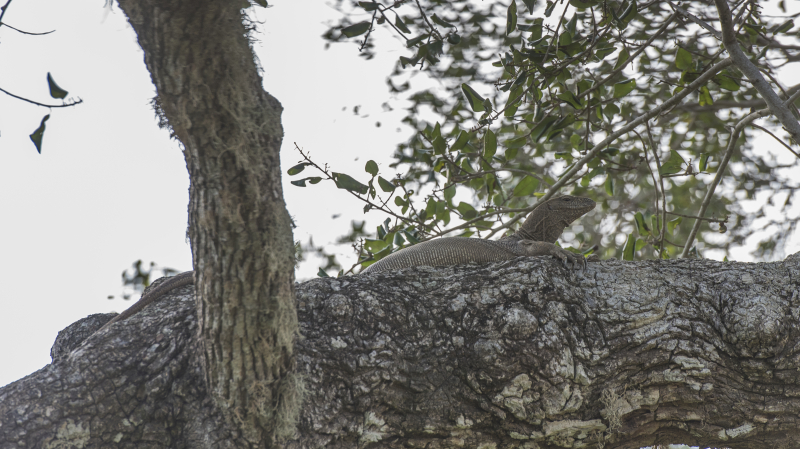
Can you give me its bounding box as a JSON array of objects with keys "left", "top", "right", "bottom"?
[
  {"left": 98, "top": 195, "right": 594, "bottom": 329},
  {"left": 363, "top": 195, "right": 595, "bottom": 273}
]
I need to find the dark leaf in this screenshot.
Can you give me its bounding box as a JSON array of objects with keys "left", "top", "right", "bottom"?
[
  {"left": 47, "top": 73, "right": 68, "bottom": 99},
  {"left": 29, "top": 114, "right": 50, "bottom": 154},
  {"left": 333, "top": 172, "right": 369, "bottom": 194},
  {"left": 461, "top": 83, "right": 486, "bottom": 112},
  {"left": 287, "top": 162, "right": 310, "bottom": 175},
  {"left": 341, "top": 21, "right": 371, "bottom": 38},
  {"left": 365, "top": 160, "right": 379, "bottom": 176}
]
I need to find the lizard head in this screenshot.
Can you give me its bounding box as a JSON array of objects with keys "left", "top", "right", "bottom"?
[{"left": 516, "top": 195, "right": 596, "bottom": 242}]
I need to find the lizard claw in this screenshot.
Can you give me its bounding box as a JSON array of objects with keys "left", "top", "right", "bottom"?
[{"left": 551, "top": 246, "right": 587, "bottom": 270}]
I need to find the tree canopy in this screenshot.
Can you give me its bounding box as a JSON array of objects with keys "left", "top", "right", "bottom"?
[{"left": 290, "top": 0, "right": 800, "bottom": 275}]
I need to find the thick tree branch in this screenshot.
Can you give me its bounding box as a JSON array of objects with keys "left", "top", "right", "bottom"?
[
  {"left": 713, "top": 0, "right": 800, "bottom": 144},
  {"left": 3, "top": 255, "right": 800, "bottom": 448}
]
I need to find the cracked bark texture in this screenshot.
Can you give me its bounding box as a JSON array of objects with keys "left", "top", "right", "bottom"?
[
  {"left": 3, "top": 254, "right": 800, "bottom": 448},
  {"left": 114, "top": 0, "right": 299, "bottom": 444}
]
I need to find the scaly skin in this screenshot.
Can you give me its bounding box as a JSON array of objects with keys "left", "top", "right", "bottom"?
[{"left": 363, "top": 195, "right": 595, "bottom": 273}]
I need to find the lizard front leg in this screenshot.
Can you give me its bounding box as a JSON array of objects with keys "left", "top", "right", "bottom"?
[{"left": 517, "top": 240, "right": 587, "bottom": 269}]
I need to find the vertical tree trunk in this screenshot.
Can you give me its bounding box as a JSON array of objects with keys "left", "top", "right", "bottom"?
[{"left": 115, "top": 0, "right": 300, "bottom": 443}]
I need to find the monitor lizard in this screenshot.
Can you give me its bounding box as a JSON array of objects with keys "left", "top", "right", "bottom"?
[{"left": 97, "top": 195, "right": 595, "bottom": 331}]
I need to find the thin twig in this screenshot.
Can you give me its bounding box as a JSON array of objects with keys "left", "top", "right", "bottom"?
[
  {"left": 645, "top": 122, "right": 668, "bottom": 259},
  {"left": 0, "top": 86, "right": 83, "bottom": 108},
  {"left": 537, "top": 57, "right": 733, "bottom": 209},
  {"left": 751, "top": 124, "right": 800, "bottom": 158}
]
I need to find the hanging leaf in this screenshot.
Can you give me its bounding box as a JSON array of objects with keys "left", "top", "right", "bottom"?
[
  {"left": 456, "top": 202, "right": 478, "bottom": 219},
  {"left": 332, "top": 172, "right": 369, "bottom": 194},
  {"left": 450, "top": 130, "right": 471, "bottom": 152},
  {"left": 613, "top": 48, "right": 630, "bottom": 71},
  {"left": 698, "top": 85, "right": 714, "bottom": 106},
  {"left": 512, "top": 176, "right": 539, "bottom": 197},
  {"left": 395, "top": 15, "right": 411, "bottom": 34},
  {"left": 29, "top": 114, "right": 50, "bottom": 154},
  {"left": 378, "top": 176, "right": 396, "bottom": 192},
  {"left": 613, "top": 79, "right": 636, "bottom": 98},
  {"left": 365, "top": 160, "right": 379, "bottom": 176},
  {"left": 634, "top": 211, "right": 650, "bottom": 236},
  {"left": 47, "top": 73, "right": 68, "bottom": 99},
  {"left": 622, "top": 233, "right": 636, "bottom": 260},
  {"left": 659, "top": 149, "right": 686, "bottom": 175},
  {"left": 357, "top": 1, "right": 379, "bottom": 11},
  {"left": 432, "top": 13, "right": 456, "bottom": 28},
  {"left": 287, "top": 162, "right": 310, "bottom": 175},
  {"left": 341, "top": 21, "right": 371, "bottom": 38},
  {"left": 484, "top": 129, "right": 497, "bottom": 159},
  {"left": 675, "top": 47, "right": 692, "bottom": 71},
  {"left": 461, "top": 83, "right": 486, "bottom": 112},
  {"left": 699, "top": 154, "right": 710, "bottom": 172},
  {"left": 507, "top": 0, "right": 517, "bottom": 36}
]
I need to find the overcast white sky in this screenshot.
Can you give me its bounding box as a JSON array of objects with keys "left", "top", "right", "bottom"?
[{"left": 0, "top": 0, "right": 797, "bottom": 388}]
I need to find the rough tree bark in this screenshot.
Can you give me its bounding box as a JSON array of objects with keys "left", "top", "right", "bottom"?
[
  {"left": 114, "top": 0, "right": 300, "bottom": 444},
  {"left": 2, "top": 254, "right": 799, "bottom": 448}
]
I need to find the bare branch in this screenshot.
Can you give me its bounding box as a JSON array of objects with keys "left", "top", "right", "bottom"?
[{"left": 713, "top": 0, "right": 800, "bottom": 144}]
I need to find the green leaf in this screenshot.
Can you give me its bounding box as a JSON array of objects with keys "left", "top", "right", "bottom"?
[
  {"left": 456, "top": 202, "right": 478, "bottom": 219},
  {"left": 290, "top": 179, "right": 307, "bottom": 187},
  {"left": 444, "top": 184, "right": 456, "bottom": 202},
  {"left": 613, "top": 48, "right": 630, "bottom": 71},
  {"left": 557, "top": 91, "right": 584, "bottom": 109},
  {"left": 47, "top": 73, "right": 68, "bottom": 99},
  {"left": 378, "top": 176, "right": 396, "bottom": 192},
  {"left": 698, "top": 85, "right": 713, "bottom": 106},
  {"left": 341, "top": 21, "right": 371, "bottom": 38},
  {"left": 604, "top": 175, "right": 614, "bottom": 196},
  {"left": 618, "top": 0, "right": 637, "bottom": 23},
  {"left": 432, "top": 135, "right": 447, "bottom": 154},
  {"left": 394, "top": 196, "right": 406, "bottom": 206},
  {"left": 714, "top": 73, "right": 741, "bottom": 91},
  {"left": 395, "top": 15, "right": 411, "bottom": 34},
  {"left": 450, "top": 130, "right": 471, "bottom": 152},
  {"left": 613, "top": 79, "right": 636, "bottom": 98},
  {"left": 622, "top": 233, "right": 636, "bottom": 260},
  {"left": 544, "top": 0, "right": 556, "bottom": 16},
  {"left": 594, "top": 45, "right": 617, "bottom": 60},
  {"left": 667, "top": 217, "right": 682, "bottom": 234},
  {"left": 506, "top": 135, "right": 528, "bottom": 149},
  {"left": 569, "top": 0, "right": 600, "bottom": 8},
  {"left": 522, "top": 0, "right": 536, "bottom": 14},
  {"left": 570, "top": 133, "right": 582, "bottom": 149},
  {"left": 699, "top": 154, "right": 710, "bottom": 172},
  {"left": 287, "top": 162, "right": 310, "bottom": 175},
  {"left": 512, "top": 176, "right": 539, "bottom": 197},
  {"left": 432, "top": 13, "right": 456, "bottom": 28},
  {"left": 461, "top": 83, "right": 486, "bottom": 112},
  {"left": 365, "top": 160, "right": 379, "bottom": 176},
  {"left": 675, "top": 47, "right": 692, "bottom": 71},
  {"left": 332, "top": 172, "right": 369, "bottom": 194},
  {"left": 403, "top": 230, "right": 420, "bottom": 244},
  {"left": 659, "top": 149, "right": 686, "bottom": 175},
  {"left": 634, "top": 211, "right": 650, "bottom": 236},
  {"left": 406, "top": 34, "right": 429, "bottom": 48},
  {"left": 357, "top": 1, "right": 379, "bottom": 11},
  {"left": 484, "top": 129, "right": 497, "bottom": 159},
  {"left": 317, "top": 267, "right": 330, "bottom": 277},
  {"left": 530, "top": 116, "right": 558, "bottom": 142},
  {"left": 507, "top": 0, "right": 517, "bottom": 36},
  {"left": 29, "top": 114, "right": 50, "bottom": 154},
  {"left": 603, "top": 103, "right": 620, "bottom": 121},
  {"left": 774, "top": 19, "right": 794, "bottom": 34}
]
